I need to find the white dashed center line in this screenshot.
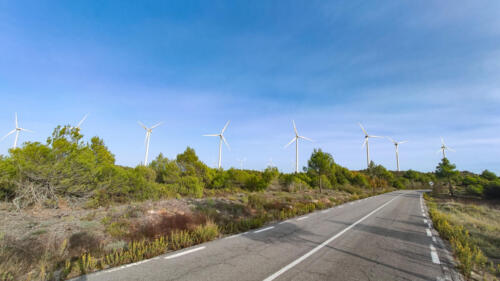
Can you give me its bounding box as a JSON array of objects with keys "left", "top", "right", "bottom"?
[
  {"left": 165, "top": 246, "right": 205, "bottom": 260},
  {"left": 263, "top": 195, "right": 400, "bottom": 281},
  {"left": 254, "top": 226, "right": 274, "bottom": 233}
]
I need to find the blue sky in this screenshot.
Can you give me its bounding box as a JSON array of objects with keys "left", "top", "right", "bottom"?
[{"left": 0, "top": 1, "right": 499, "bottom": 173}]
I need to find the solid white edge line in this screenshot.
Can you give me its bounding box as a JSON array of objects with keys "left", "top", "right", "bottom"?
[
  {"left": 254, "top": 226, "right": 274, "bottom": 233},
  {"left": 164, "top": 246, "right": 205, "bottom": 260},
  {"left": 321, "top": 210, "right": 329, "bottom": 213},
  {"left": 297, "top": 216, "right": 309, "bottom": 221},
  {"left": 426, "top": 229, "right": 432, "bottom": 237},
  {"left": 432, "top": 237, "right": 437, "bottom": 243},
  {"left": 262, "top": 194, "right": 400, "bottom": 281}
]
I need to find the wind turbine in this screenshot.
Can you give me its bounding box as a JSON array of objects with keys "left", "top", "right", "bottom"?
[
  {"left": 284, "top": 120, "right": 312, "bottom": 173},
  {"left": 359, "top": 123, "right": 383, "bottom": 168},
  {"left": 203, "top": 121, "right": 230, "bottom": 169},
  {"left": 73, "top": 114, "right": 88, "bottom": 130},
  {"left": 236, "top": 157, "right": 246, "bottom": 170},
  {"left": 387, "top": 137, "right": 408, "bottom": 172},
  {"left": 438, "top": 137, "right": 454, "bottom": 159},
  {"left": 1, "top": 113, "right": 33, "bottom": 149},
  {"left": 138, "top": 121, "right": 162, "bottom": 165}
]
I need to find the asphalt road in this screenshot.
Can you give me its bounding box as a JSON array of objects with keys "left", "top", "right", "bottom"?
[{"left": 73, "top": 190, "right": 462, "bottom": 281}]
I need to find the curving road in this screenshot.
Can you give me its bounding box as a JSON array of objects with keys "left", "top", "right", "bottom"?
[{"left": 72, "top": 190, "right": 462, "bottom": 281}]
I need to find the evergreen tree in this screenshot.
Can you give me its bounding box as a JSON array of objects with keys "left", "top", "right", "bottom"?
[{"left": 435, "top": 158, "right": 459, "bottom": 197}]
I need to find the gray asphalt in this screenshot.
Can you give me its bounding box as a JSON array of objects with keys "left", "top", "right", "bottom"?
[{"left": 72, "top": 190, "right": 460, "bottom": 281}]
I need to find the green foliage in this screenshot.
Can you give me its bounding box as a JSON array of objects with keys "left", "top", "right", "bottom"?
[
  {"left": 366, "top": 161, "right": 394, "bottom": 183},
  {"left": 435, "top": 158, "right": 459, "bottom": 180},
  {"left": 465, "top": 184, "right": 484, "bottom": 196},
  {"left": 175, "top": 176, "right": 204, "bottom": 198},
  {"left": 484, "top": 179, "right": 500, "bottom": 199},
  {"left": 481, "top": 170, "right": 497, "bottom": 181},
  {"left": 306, "top": 149, "right": 335, "bottom": 191},
  {"left": 149, "top": 153, "right": 181, "bottom": 184}
]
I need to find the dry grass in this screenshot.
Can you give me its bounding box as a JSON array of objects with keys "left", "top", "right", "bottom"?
[
  {"left": 427, "top": 195, "right": 500, "bottom": 279},
  {"left": 0, "top": 187, "right": 393, "bottom": 280},
  {"left": 436, "top": 199, "right": 500, "bottom": 264}
]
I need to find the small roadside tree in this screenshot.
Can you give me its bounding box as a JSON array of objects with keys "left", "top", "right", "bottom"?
[
  {"left": 435, "top": 158, "right": 459, "bottom": 197},
  {"left": 306, "top": 149, "right": 334, "bottom": 193}
]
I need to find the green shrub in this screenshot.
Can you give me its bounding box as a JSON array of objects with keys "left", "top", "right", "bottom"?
[
  {"left": 484, "top": 180, "right": 500, "bottom": 199},
  {"left": 465, "top": 184, "right": 483, "bottom": 196},
  {"left": 192, "top": 221, "right": 219, "bottom": 243}
]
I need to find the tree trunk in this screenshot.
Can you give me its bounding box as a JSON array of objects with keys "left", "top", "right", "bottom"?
[
  {"left": 319, "top": 175, "right": 322, "bottom": 194},
  {"left": 448, "top": 180, "right": 454, "bottom": 197}
]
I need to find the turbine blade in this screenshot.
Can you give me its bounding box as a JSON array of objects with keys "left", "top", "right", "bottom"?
[
  {"left": 386, "top": 137, "right": 395, "bottom": 143},
  {"left": 284, "top": 137, "right": 296, "bottom": 148},
  {"left": 20, "top": 128, "right": 34, "bottom": 133},
  {"left": 138, "top": 121, "right": 148, "bottom": 130},
  {"left": 221, "top": 120, "right": 230, "bottom": 134},
  {"left": 358, "top": 123, "right": 367, "bottom": 135},
  {"left": 15, "top": 112, "right": 18, "bottom": 128},
  {"left": 221, "top": 135, "right": 230, "bottom": 150},
  {"left": 203, "top": 134, "right": 219, "bottom": 137},
  {"left": 369, "top": 135, "right": 383, "bottom": 138},
  {"left": 441, "top": 137, "right": 445, "bottom": 145},
  {"left": 77, "top": 114, "right": 88, "bottom": 128},
  {"left": 299, "top": 136, "right": 313, "bottom": 142},
  {"left": 292, "top": 120, "right": 298, "bottom": 135},
  {"left": 1, "top": 129, "right": 16, "bottom": 141},
  {"left": 447, "top": 146, "right": 455, "bottom": 152},
  {"left": 399, "top": 140, "right": 408, "bottom": 144},
  {"left": 150, "top": 122, "right": 163, "bottom": 129},
  {"left": 361, "top": 138, "right": 367, "bottom": 148}
]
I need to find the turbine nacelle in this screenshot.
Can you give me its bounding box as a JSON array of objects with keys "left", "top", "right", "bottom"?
[
  {"left": 1, "top": 113, "right": 33, "bottom": 148},
  {"left": 284, "top": 120, "right": 312, "bottom": 173},
  {"left": 138, "top": 121, "right": 163, "bottom": 165},
  {"left": 203, "top": 121, "right": 231, "bottom": 169},
  {"left": 437, "top": 137, "right": 455, "bottom": 158}
]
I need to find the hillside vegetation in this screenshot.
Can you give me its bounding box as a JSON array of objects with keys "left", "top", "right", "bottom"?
[
  {"left": 0, "top": 125, "right": 475, "bottom": 280},
  {"left": 0, "top": 126, "right": 434, "bottom": 209}
]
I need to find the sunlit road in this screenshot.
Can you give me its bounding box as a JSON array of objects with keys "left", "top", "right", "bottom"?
[{"left": 73, "top": 190, "right": 461, "bottom": 281}]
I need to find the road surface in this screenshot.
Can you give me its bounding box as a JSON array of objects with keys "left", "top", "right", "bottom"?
[{"left": 73, "top": 190, "right": 461, "bottom": 281}]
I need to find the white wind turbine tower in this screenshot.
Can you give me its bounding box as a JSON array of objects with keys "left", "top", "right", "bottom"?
[
  {"left": 1, "top": 113, "right": 33, "bottom": 149},
  {"left": 138, "top": 121, "right": 162, "bottom": 165},
  {"left": 359, "top": 123, "right": 383, "bottom": 168},
  {"left": 236, "top": 157, "right": 246, "bottom": 170},
  {"left": 438, "top": 137, "right": 454, "bottom": 159},
  {"left": 267, "top": 158, "right": 275, "bottom": 168},
  {"left": 284, "top": 120, "right": 312, "bottom": 173},
  {"left": 204, "top": 121, "right": 230, "bottom": 169},
  {"left": 387, "top": 137, "right": 408, "bottom": 172}
]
